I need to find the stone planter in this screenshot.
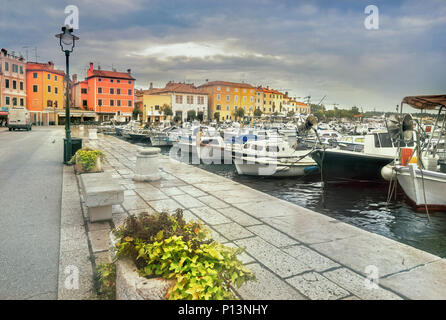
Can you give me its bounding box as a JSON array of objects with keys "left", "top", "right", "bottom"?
[
  {"left": 110, "top": 231, "right": 175, "bottom": 300},
  {"left": 74, "top": 156, "right": 103, "bottom": 174}
]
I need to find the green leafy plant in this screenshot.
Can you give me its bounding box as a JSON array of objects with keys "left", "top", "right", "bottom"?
[
  {"left": 113, "top": 210, "right": 256, "bottom": 300},
  {"left": 95, "top": 263, "right": 116, "bottom": 300},
  {"left": 69, "top": 147, "right": 105, "bottom": 172}
]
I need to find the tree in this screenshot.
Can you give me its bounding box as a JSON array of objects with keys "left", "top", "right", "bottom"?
[
  {"left": 287, "top": 110, "right": 295, "bottom": 118},
  {"left": 161, "top": 104, "right": 173, "bottom": 117},
  {"left": 234, "top": 108, "right": 245, "bottom": 121},
  {"left": 253, "top": 108, "right": 262, "bottom": 118},
  {"left": 213, "top": 112, "right": 220, "bottom": 122},
  {"left": 132, "top": 107, "right": 142, "bottom": 120},
  {"left": 187, "top": 110, "right": 197, "bottom": 121}
]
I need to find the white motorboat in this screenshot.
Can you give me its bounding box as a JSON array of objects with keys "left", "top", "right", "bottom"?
[
  {"left": 392, "top": 94, "right": 446, "bottom": 212},
  {"left": 234, "top": 139, "right": 318, "bottom": 177}
]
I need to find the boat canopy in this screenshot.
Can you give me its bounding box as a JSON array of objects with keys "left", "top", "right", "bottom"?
[{"left": 402, "top": 94, "right": 446, "bottom": 110}]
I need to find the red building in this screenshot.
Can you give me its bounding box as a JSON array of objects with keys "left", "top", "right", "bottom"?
[{"left": 85, "top": 63, "right": 135, "bottom": 122}]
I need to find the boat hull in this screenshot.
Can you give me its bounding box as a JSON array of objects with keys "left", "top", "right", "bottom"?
[
  {"left": 311, "top": 149, "right": 393, "bottom": 182},
  {"left": 395, "top": 165, "right": 446, "bottom": 212}
]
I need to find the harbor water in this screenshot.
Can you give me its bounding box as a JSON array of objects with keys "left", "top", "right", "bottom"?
[{"left": 136, "top": 142, "right": 446, "bottom": 258}]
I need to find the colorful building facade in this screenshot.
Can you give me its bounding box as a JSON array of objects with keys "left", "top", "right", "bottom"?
[
  {"left": 199, "top": 81, "right": 255, "bottom": 121},
  {"left": 26, "top": 61, "right": 65, "bottom": 125},
  {"left": 0, "top": 48, "right": 27, "bottom": 122},
  {"left": 85, "top": 63, "right": 135, "bottom": 122}
]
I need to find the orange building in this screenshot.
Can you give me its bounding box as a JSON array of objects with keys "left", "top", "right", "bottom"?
[
  {"left": 198, "top": 81, "right": 256, "bottom": 121},
  {"left": 26, "top": 61, "right": 65, "bottom": 125},
  {"left": 85, "top": 63, "right": 135, "bottom": 122}
]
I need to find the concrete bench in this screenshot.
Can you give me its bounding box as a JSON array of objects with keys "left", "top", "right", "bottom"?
[{"left": 80, "top": 172, "right": 124, "bottom": 222}]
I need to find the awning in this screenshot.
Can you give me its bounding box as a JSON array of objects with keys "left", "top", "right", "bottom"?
[
  {"left": 402, "top": 95, "right": 446, "bottom": 110},
  {"left": 0, "top": 111, "right": 8, "bottom": 116}
]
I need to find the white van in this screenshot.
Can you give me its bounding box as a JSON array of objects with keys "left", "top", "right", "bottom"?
[{"left": 8, "top": 108, "right": 32, "bottom": 131}]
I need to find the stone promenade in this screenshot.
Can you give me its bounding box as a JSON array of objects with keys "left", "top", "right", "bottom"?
[{"left": 58, "top": 130, "right": 446, "bottom": 300}]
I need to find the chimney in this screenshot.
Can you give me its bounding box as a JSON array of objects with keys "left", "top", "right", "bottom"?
[
  {"left": 98, "top": 65, "right": 101, "bottom": 70},
  {"left": 89, "top": 62, "right": 93, "bottom": 71},
  {"left": 285, "top": 91, "right": 288, "bottom": 96},
  {"left": 149, "top": 82, "right": 153, "bottom": 90},
  {"left": 127, "top": 69, "right": 131, "bottom": 74}
]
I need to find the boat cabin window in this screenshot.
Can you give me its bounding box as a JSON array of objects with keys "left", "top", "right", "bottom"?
[
  {"left": 354, "top": 137, "right": 365, "bottom": 143},
  {"left": 374, "top": 133, "right": 393, "bottom": 148},
  {"left": 266, "top": 146, "right": 279, "bottom": 153}
]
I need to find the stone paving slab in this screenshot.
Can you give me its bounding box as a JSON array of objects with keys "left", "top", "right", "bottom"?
[
  {"left": 235, "top": 237, "right": 312, "bottom": 278},
  {"left": 217, "top": 207, "right": 262, "bottom": 226},
  {"left": 147, "top": 198, "right": 184, "bottom": 212},
  {"left": 282, "top": 245, "right": 340, "bottom": 272},
  {"left": 247, "top": 224, "right": 298, "bottom": 247},
  {"left": 234, "top": 263, "right": 306, "bottom": 300},
  {"left": 310, "top": 233, "right": 441, "bottom": 278},
  {"left": 197, "top": 195, "right": 230, "bottom": 209},
  {"left": 172, "top": 194, "right": 205, "bottom": 209},
  {"left": 380, "top": 260, "right": 446, "bottom": 300},
  {"left": 286, "top": 272, "right": 350, "bottom": 300},
  {"left": 190, "top": 207, "right": 231, "bottom": 225},
  {"left": 213, "top": 222, "right": 255, "bottom": 241},
  {"left": 322, "top": 268, "right": 402, "bottom": 300}
]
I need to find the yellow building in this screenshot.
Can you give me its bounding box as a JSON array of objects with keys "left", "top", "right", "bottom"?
[
  {"left": 26, "top": 61, "right": 65, "bottom": 125},
  {"left": 141, "top": 88, "right": 171, "bottom": 123},
  {"left": 199, "top": 81, "right": 256, "bottom": 121}
]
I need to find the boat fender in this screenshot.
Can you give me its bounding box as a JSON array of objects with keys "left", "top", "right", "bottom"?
[
  {"left": 304, "top": 166, "right": 319, "bottom": 174},
  {"left": 381, "top": 164, "right": 396, "bottom": 181}
]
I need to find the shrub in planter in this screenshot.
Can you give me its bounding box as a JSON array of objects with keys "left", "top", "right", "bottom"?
[
  {"left": 113, "top": 210, "right": 256, "bottom": 300},
  {"left": 69, "top": 147, "right": 105, "bottom": 173}
]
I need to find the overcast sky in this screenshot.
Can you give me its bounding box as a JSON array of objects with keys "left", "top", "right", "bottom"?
[{"left": 1, "top": 0, "right": 445, "bottom": 111}]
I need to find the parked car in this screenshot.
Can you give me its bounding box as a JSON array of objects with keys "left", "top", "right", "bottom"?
[{"left": 7, "top": 108, "right": 32, "bottom": 131}]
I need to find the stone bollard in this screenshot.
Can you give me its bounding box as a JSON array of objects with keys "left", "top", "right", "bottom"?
[
  {"left": 88, "top": 128, "right": 98, "bottom": 140},
  {"left": 133, "top": 147, "right": 161, "bottom": 182}
]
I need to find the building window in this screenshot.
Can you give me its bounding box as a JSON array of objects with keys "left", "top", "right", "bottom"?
[
  {"left": 33, "top": 85, "right": 38, "bottom": 92},
  {"left": 20, "top": 66, "right": 23, "bottom": 74},
  {"left": 111, "top": 79, "right": 114, "bottom": 83},
  {"left": 32, "top": 72, "right": 37, "bottom": 79},
  {"left": 175, "top": 95, "right": 183, "bottom": 104},
  {"left": 82, "top": 100, "right": 87, "bottom": 107},
  {"left": 117, "top": 100, "right": 121, "bottom": 107},
  {"left": 117, "top": 88, "right": 121, "bottom": 95},
  {"left": 128, "top": 89, "right": 132, "bottom": 95},
  {"left": 98, "top": 99, "right": 102, "bottom": 106},
  {"left": 5, "top": 97, "right": 10, "bottom": 105},
  {"left": 198, "top": 96, "right": 204, "bottom": 104},
  {"left": 47, "top": 74, "right": 50, "bottom": 80},
  {"left": 110, "top": 88, "right": 114, "bottom": 94},
  {"left": 20, "top": 98, "right": 24, "bottom": 106},
  {"left": 217, "top": 94, "right": 221, "bottom": 100},
  {"left": 98, "top": 87, "right": 102, "bottom": 94},
  {"left": 110, "top": 100, "right": 114, "bottom": 106},
  {"left": 48, "top": 85, "right": 51, "bottom": 93},
  {"left": 5, "top": 79, "right": 9, "bottom": 88},
  {"left": 117, "top": 80, "right": 120, "bottom": 83},
  {"left": 12, "top": 98, "right": 17, "bottom": 106},
  {"left": 128, "top": 100, "right": 132, "bottom": 107},
  {"left": 55, "top": 75, "right": 58, "bottom": 81},
  {"left": 226, "top": 95, "right": 230, "bottom": 102},
  {"left": 216, "top": 104, "right": 221, "bottom": 110},
  {"left": 250, "top": 97, "right": 254, "bottom": 102},
  {"left": 12, "top": 80, "right": 16, "bottom": 90},
  {"left": 226, "top": 105, "right": 229, "bottom": 111},
  {"left": 187, "top": 96, "right": 193, "bottom": 104},
  {"left": 235, "top": 96, "right": 238, "bottom": 102},
  {"left": 55, "top": 87, "right": 58, "bottom": 94},
  {"left": 47, "top": 100, "right": 53, "bottom": 107},
  {"left": 20, "top": 82, "right": 23, "bottom": 91},
  {"left": 243, "top": 96, "right": 246, "bottom": 102},
  {"left": 128, "top": 80, "right": 132, "bottom": 84},
  {"left": 81, "top": 88, "right": 87, "bottom": 94},
  {"left": 5, "top": 62, "right": 8, "bottom": 71},
  {"left": 235, "top": 88, "right": 239, "bottom": 92},
  {"left": 226, "top": 87, "right": 230, "bottom": 92},
  {"left": 217, "top": 86, "right": 221, "bottom": 91}
]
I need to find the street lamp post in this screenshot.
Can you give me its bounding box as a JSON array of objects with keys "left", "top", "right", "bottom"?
[{"left": 56, "top": 25, "right": 82, "bottom": 163}]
